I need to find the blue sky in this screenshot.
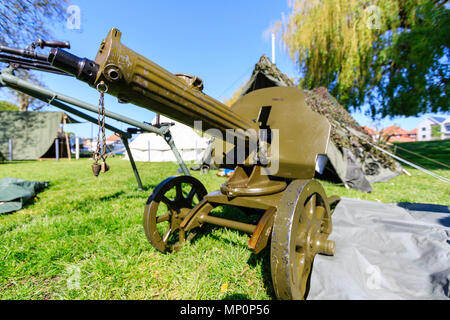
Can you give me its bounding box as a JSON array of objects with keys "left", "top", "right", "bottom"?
[{"left": 1, "top": 0, "right": 448, "bottom": 138}]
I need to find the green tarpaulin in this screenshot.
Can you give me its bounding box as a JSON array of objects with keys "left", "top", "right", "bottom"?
[
  {"left": 0, "top": 177, "right": 49, "bottom": 214},
  {"left": 0, "top": 111, "right": 63, "bottom": 160}
]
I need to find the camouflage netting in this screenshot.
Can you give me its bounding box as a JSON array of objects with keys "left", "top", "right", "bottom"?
[
  {"left": 303, "top": 87, "right": 397, "bottom": 171},
  {"left": 241, "top": 55, "right": 295, "bottom": 95},
  {"left": 237, "top": 55, "right": 402, "bottom": 192}
]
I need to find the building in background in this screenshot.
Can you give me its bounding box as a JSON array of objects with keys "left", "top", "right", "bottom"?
[
  {"left": 438, "top": 117, "right": 450, "bottom": 140},
  {"left": 361, "top": 126, "right": 380, "bottom": 141},
  {"left": 105, "top": 134, "right": 125, "bottom": 155},
  {"left": 81, "top": 138, "right": 95, "bottom": 152},
  {"left": 380, "top": 126, "right": 417, "bottom": 143},
  {"left": 417, "top": 116, "right": 449, "bottom": 141}
]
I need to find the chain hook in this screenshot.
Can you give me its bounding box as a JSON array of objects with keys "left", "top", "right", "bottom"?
[
  {"left": 91, "top": 81, "right": 110, "bottom": 176},
  {"left": 96, "top": 81, "right": 108, "bottom": 93}
]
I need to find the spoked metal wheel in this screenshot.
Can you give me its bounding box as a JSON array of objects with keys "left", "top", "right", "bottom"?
[
  {"left": 271, "top": 179, "right": 335, "bottom": 300},
  {"left": 143, "top": 176, "right": 207, "bottom": 253}
]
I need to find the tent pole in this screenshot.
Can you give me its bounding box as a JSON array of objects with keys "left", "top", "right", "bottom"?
[
  {"left": 63, "top": 115, "right": 71, "bottom": 160},
  {"left": 121, "top": 136, "right": 144, "bottom": 190},
  {"left": 271, "top": 33, "right": 276, "bottom": 64},
  {"left": 8, "top": 139, "right": 13, "bottom": 161},
  {"left": 75, "top": 137, "right": 80, "bottom": 160},
  {"left": 55, "top": 138, "right": 59, "bottom": 161}
]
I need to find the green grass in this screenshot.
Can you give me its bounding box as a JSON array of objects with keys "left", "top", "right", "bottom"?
[
  {"left": 393, "top": 139, "right": 450, "bottom": 170},
  {"left": 0, "top": 152, "right": 448, "bottom": 300}
]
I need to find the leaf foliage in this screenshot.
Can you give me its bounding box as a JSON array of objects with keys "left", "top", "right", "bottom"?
[{"left": 278, "top": 0, "right": 449, "bottom": 118}]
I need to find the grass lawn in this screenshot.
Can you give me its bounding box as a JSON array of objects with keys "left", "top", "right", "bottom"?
[
  {"left": 0, "top": 151, "right": 448, "bottom": 299},
  {"left": 393, "top": 139, "right": 450, "bottom": 170}
]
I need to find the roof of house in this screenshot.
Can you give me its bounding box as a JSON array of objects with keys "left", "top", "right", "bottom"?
[
  {"left": 106, "top": 134, "right": 121, "bottom": 142},
  {"left": 381, "top": 126, "right": 409, "bottom": 136},
  {"left": 387, "top": 135, "right": 417, "bottom": 143},
  {"left": 380, "top": 126, "right": 417, "bottom": 142},
  {"left": 429, "top": 116, "right": 446, "bottom": 124},
  {"left": 361, "top": 126, "right": 379, "bottom": 136}
]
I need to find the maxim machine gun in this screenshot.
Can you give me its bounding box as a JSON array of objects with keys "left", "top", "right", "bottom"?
[{"left": 47, "top": 28, "right": 339, "bottom": 300}]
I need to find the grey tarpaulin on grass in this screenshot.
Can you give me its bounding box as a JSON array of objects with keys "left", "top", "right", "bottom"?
[
  {"left": 308, "top": 198, "right": 450, "bottom": 299},
  {"left": 0, "top": 178, "right": 49, "bottom": 214}
]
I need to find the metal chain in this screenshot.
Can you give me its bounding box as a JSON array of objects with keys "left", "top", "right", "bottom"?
[
  {"left": 93, "top": 92, "right": 103, "bottom": 163},
  {"left": 100, "top": 91, "right": 107, "bottom": 162},
  {"left": 94, "top": 82, "right": 108, "bottom": 164}
]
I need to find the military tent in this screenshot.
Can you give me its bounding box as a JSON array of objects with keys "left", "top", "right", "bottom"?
[
  {"left": 0, "top": 111, "right": 75, "bottom": 160},
  {"left": 124, "top": 115, "right": 209, "bottom": 162},
  {"left": 228, "top": 55, "right": 403, "bottom": 192}
]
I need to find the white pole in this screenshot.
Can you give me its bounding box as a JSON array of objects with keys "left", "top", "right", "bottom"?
[
  {"left": 8, "top": 139, "right": 13, "bottom": 161},
  {"left": 55, "top": 138, "right": 60, "bottom": 161},
  {"left": 75, "top": 137, "right": 80, "bottom": 160},
  {"left": 271, "top": 33, "right": 276, "bottom": 64},
  {"left": 148, "top": 140, "right": 151, "bottom": 162}
]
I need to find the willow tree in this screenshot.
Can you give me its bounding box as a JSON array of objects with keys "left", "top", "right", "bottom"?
[{"left": 278, "top": 0, "right": 449, "bottom": 118}]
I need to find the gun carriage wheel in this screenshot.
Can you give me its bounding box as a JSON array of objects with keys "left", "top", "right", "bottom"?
[
  {"left": 143, "top": 176, "right": 207, "bottom": 253},
  {"left": 270, "top": 179, "right": 335, "bottom": 300}
]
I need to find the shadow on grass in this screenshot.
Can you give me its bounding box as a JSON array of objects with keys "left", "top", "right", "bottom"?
[
  {"left": 189, "top": 205, "right": 277, "bottom": 299},
  {"left": 247, "top": 247, "right": 276, "bottom": 299},
  {"left": 189, "top": 205, "right": 260, "bottom": 249},
  {"left": 194, "top": 205, "right": 317, "bottom": 300},
  {"left": 68, "top": 191, "right": 128, "bottom": 212},
  {"left": 140, "top": 183, "right": 159, "bottom": 192},
  {"left": 72, "top": 190, "right": 152, "bottom": 207},
  {"left": 97, "top": 191, "right": 126, "bottom": 202},
  {"left": 247, "top": 247, "right": 315, "bottom": 300},
  {"left": 222, "top": 293, "right": 251, "bottom": 300}
]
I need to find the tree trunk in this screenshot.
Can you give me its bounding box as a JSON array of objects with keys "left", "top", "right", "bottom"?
[{"left": 18, "top": 102, "right": 28, "bottom": 112}]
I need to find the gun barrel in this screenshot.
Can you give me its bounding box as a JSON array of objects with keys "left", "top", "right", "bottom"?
[
  {"left": 49, "top": 28, "right": 257, "bottom": 134},
  {"left": 0, "top": 45, "right": 49, "bottom": 61},
  {"left": 48, "top": 49, "right": 99, "bottom": 85}
]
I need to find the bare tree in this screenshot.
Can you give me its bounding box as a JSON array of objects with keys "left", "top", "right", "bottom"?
[
  {"left": 0, "top": 0, "right": 68, "bottom": 47},
  {"left": 7, "top": 70, "right": 46, "bottom": 111},
  {"left": 0, "top": 0, "right": 69, "bottom": 111}
]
